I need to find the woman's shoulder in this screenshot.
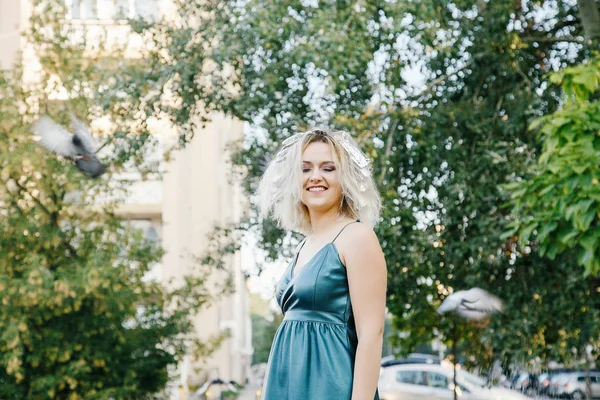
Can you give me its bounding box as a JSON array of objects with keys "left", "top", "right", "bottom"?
[
  {"left": 335, "top": 220, "right": 382, "bottom": 265},
  {"left": 341, "top": 220, "right": 377, "bottom": 242}
]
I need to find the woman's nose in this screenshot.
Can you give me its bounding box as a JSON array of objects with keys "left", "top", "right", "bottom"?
[{"left": 309, "top": 169, "right": 322, "bottom": 181}]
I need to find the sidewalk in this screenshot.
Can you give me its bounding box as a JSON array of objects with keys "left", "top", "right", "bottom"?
[{"left": 237, "top": 385, "right": 260, "bottom": 400}]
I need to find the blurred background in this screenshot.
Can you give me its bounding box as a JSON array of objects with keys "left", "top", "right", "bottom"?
[{"left": 0, "top": 0, "right": 599, "bottom": 399}]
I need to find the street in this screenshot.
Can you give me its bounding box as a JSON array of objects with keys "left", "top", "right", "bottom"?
[{"left": 237, "top": 385, "right": 261, "bottom": 400}]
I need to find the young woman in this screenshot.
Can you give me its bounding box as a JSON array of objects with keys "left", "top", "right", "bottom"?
[{"left": 257, "top": 129, "right": 387, "bottom": 400}]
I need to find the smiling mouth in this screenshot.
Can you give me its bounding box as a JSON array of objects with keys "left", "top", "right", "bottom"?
[{"left": 307, "top": 186, "right": 328, "bottom": 192}]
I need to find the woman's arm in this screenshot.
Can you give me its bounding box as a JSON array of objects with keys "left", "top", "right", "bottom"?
[{"left": 342, "top": 224, "right": 387, "bottom": 400}]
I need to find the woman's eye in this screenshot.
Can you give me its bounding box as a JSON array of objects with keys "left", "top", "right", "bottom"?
[{"left": 301, "top": 166, "right": 335, "bottom": 172}]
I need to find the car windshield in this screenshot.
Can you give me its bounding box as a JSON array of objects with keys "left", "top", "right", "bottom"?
[{"left": 457, "top": 370, "right": 488, "bottom": 388}]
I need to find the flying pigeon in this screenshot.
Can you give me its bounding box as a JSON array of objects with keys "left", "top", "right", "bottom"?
[
  {"left": 32, "top": 115, "right": 106, "bottom": 178},
  {"left": 437, "top": 287, "right": 503, "bottom": 321}
]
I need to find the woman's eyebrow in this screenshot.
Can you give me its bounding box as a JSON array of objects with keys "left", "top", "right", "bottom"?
[{"left": 301, "top": 160, "right": 335, "bottom": 165}]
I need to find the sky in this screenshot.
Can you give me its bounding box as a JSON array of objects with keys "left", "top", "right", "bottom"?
[{"left": 241, "top": 227, "right": 289, "bottom": 312}]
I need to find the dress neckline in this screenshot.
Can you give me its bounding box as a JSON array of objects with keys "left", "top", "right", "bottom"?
[
  {"left": 290, "top": 242, "right": 334, "bottom": 280},
  {"left": 290, "top": 219, "right": 359, "bottom": 279}
]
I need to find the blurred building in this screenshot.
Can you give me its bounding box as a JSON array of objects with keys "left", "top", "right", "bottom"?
[{"left": 0, "top": 0, "right": 252, "bottom": 397}]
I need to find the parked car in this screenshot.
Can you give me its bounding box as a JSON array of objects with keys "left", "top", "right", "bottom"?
[
  {"left": 381, "top": 353, "right": 441, "bottom": 367},
  {"left": 512, "top": 372, "right": 540, "bottom": 395},
  {"left": 498, "top": 374, "right": 513, "bottom": 389},
  {"left": 537, "top": 370, "right": 573, "bottom": 397},
  {"left": 378, "top": 363, "right": 530, "bottom": 400},
  {"left": 549, "top": 372, "right": 600, "bottom": 399},
  {"left": 508, "top": 372, "right": 528, "bottom": 389},
  {"left": 548, "top": 373, "right": 573, "bottom": 398},
  {"left": 536, "top": 372, "right": 552, "bottom": 396}
]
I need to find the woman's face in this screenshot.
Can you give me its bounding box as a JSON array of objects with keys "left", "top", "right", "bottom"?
[{"left": 300, "top": 141, "right": 343, "bottom": 214}]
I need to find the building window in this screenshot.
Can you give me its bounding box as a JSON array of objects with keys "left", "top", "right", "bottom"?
[
  {"left": 128, "top": 219, "right": 161, "bottom": 242},
  {"left": 126, "top": 219, "right": 162, "bottom": 282},
  {"left": 70, "top": 0, "right": 159, "bottom": 21},
  {"left": 133, "top": 0, "right": 159, "bottom": 20}
]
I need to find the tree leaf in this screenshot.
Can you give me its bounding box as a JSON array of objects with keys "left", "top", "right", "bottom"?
[{"left": 537, "top": 221, "right": 558, "bottom": 243}]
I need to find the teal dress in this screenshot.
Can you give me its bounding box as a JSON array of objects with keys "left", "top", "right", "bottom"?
[{"left": 261, "top": 221, "right": 379, "bottom": 400}]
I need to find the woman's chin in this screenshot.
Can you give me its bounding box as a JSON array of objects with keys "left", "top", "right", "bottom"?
[{"left": 304, "top": 200, "right": 336, "bottom": 213}]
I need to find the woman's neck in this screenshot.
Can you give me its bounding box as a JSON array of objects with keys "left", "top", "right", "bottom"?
[{"left": 308, "top": 208, "right": 352, "bottom": 236}]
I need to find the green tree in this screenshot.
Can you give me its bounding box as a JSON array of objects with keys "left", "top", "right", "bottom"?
[
  {"left": 132, "top": 0, "right": 600, "bottom": 370},
  {"left": 504, "top": 56, "right": 600, "bottom": 388},
  {"left": 0, "top": 1, "right": 226, "bottom": 398},
  {"left": 506, "top": 57, "right": 600, "bottom": 275},
  {"left": 251, "top": 314, "right": 283, "bottom": 365}
]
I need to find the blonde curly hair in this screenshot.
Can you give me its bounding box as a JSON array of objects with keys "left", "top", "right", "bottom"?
[{"left": 257, "top": 129, "right": 381, "bottom": 234}]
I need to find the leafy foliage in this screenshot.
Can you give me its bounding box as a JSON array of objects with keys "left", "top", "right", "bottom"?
[
  {"left": 0, "top": 1, "right": 226, "bottom": 398},
  {"left": 250, "top": 314, "right": 283, "bottom": 365},
  {"left": 505, "top": 57, "right": 600, "bottom": 275},
  {"left": 132, "top": 0, "right": 600, "bottom": 370}
]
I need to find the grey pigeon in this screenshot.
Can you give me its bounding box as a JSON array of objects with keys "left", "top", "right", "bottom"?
[
  {"left": 32, "top": 115, "right": 106, "bottom": 178},
  {"left": 437, "top": 287, "right": 503, "bottom": 321}
]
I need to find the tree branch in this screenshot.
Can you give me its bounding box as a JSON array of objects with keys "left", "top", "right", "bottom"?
[
  {"left": 379, "top": 115, "right": 400, "bottom": 186},
  {"left": 378, "top": 52, "right": 487, "bottom": 185},
  {"left": 577, "top": 0, "right": 600, "bottom": 41},
  {"left": 0, "top": 180, "right": 26, "bottom": 217},
  {"left": 12, "top": 178, "right": 80, "bottom": 259},
  {"left": 514, "top": 62, "right": 532, "bottom": 99},
  {"left": 394, "top": 52, "right": 486, "bottom": 108},
  {"left": 521, "top": 36, "right": 587, "bottom": 44},
  {"left": 13, "top": 179, "right": 53, "bottom": 218}
]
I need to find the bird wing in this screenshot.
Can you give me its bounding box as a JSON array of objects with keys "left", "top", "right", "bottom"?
[
  {"left": 437, "top": 291, "right": 465, "bottom": 314},
  {"left": 70, "top": 114, "right": 97, "bottom": 153},
  {"left": 461, "top": 287, "right": 503, "bottom": 314},
  {"left": 438, "top": 288, "right": 503, "bottom": 321},
  {"left": 456, "top": 308, "right": 491, "bottom": 321},
  {"left": 31, "top": 116, "right": 76, "bottom": 158}
]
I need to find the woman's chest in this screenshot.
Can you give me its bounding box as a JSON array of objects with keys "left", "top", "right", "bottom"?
[{"left": 276, "top": 250, "right": 350, "bottom": 313}]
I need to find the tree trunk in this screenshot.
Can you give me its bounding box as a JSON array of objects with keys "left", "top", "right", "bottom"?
[
  {"left": 586, "top": 362, "right": 592, "bottom": 400},
  {"left": 585, "top": 342, "right": 593, "bottom": 400},
  {"left": 577, "top": 0, "right": 600, "bottom": 40},
  {"left": 453, "top": 321, "right": 458, "bottom": 400}
]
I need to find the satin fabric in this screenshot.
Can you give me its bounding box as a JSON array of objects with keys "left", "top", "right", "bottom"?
[{"left": 261, "top": 235, "right": 380, "bottom": 400}]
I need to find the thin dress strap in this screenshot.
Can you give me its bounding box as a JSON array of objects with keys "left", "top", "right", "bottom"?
[
  {"left": 296, "top": 237, "right": 308, "bottom": 253},
  {"left": 331, "top": 219, "right": 360, "bottom": 244}
]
